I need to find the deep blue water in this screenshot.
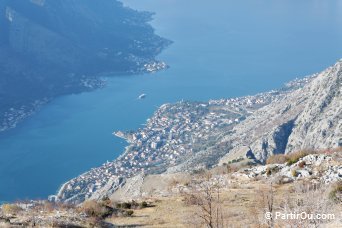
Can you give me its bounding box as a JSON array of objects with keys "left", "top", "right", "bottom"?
[{"left": 1, "top": 0, "right": 342, "bottom": 202}]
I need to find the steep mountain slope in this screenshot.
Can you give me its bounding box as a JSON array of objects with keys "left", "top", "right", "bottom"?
[
  {"left": 286, "top": 63, "right": 342, "bottom": 152},
  {"left": 219, "top": 60, "right": 342, "bottom": 163}
]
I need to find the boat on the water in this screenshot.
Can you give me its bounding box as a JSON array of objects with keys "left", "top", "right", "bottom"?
[{"left": 138, "top": 94, "right": 146, "bottom": 99}]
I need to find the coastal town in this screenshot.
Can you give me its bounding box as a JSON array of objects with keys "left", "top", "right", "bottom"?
[
  {"left": 0, "top": 99, "right": 50, "bottom": 133},
  {"left": 143, "top": 61, "right": 168, "bottom": 73},
  {"left": 0, "top": 78, "right": 105, "bottom": 134},
  {"left": 54, "top": 75, "right": 315, "bottom": 203}
]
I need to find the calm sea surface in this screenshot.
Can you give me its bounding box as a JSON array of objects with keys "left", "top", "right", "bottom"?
[{"left": 1, "top": 0, "right": 341, "bottom": 202}]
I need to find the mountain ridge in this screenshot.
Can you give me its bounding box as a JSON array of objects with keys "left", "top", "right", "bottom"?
[{"left": 219, "top": 59, "right": 342, "bottom": 164}]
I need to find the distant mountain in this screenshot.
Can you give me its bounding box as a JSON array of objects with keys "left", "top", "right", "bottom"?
[{"left": 0, "top": 0, "right": 170, "bottom": 132}]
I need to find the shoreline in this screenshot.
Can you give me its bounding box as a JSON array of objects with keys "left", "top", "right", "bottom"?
[
  {"left": 53, "top": 74, "right": 315, "bottom": 203},
  {"left": 0, "top": 60, "right": 169, "bottom": 136}
]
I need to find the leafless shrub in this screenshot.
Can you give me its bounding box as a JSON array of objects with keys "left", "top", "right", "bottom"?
[
  {"left": 251, "top": 182, "right": 277, "bottom": 227},
  {"left": 31, "top": 201, "right": 57, "bottom": 213},
  {"left": 265, "top": 165, "right": 282, "bottom": 176},
  {"left": 79, "top": 200, "right": 114, "bottom": 219},
  {"left": 262, "top": 183, "right": 275, "bottom": 228},
  {"left": 168, "top": 175, "right": 191, "bottom": 191},
  {"left": 298, "top": 161, "right": 306, "bottom": 168},
  {"left": 266, "top": 154, "right": 288, "bottom": 165},
  {"left": 280, "top": 181, "right": 335, "bottom": 227},
  {"left": 184, "top": 176, "right": 226, "bottom": 228},
  {"left": 1, "top": 204, "right": 23, "bottom": 215},
  {"left": 226, "top": 161, "right": 252, "bottom": 173},
  {"left": 328, "top": 181, "right": 342, "bottom": 203},
  {"left": 293, "top": 180, "right": 321, "bottom": 194}
]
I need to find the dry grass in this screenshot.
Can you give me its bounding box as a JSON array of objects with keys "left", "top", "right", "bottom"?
[
  {"left": 106, "top": 177, "right": 341, "bottom": 227},
  {"left": 329, "top": 181, "right": 342, "bottom": 203},
  {"left": 286, "top": 149, "right": 315, "bottom": 165},
  {"left": 1, "top": 204, "right": 22, "bottom": 215},
  {"left": 107, "top": 197, "right": 196, "bottom": 227},
  {"left": 266, "top": 154, "right": 289, "bottom": 165},
  {"left": 266, "top": 148, "right": 324, "bottom": 165},
  {"left": 107, "top": 180, "right": 282, "bottom": 227},
  {"left": 79, "top": 200, "right": 109, "bottom": 219},
  {"left": 267, "top": 147, "right": 342, "bottom": 166}
]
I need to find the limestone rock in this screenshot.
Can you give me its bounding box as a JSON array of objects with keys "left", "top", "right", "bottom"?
[{"left": 220, "top": 60, "right": 342, "bottom": 163}]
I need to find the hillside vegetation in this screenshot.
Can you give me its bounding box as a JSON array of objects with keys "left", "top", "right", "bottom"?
[{"left": 1, "top": 149, "right": 341, "bottom": 227}]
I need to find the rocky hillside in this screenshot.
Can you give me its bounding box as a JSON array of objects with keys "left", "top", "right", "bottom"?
[
  {"left": 1, "top": 151, "right": 341, "bottom": 227},
  {"left": 218, "top": 60, "right": 342, "bottom": 164},
  {"left": 163, "top": 60, "right": 342, "bottom": 171},
  {"left": 0, "top": 0, "right": 170, "bottom": 132}
]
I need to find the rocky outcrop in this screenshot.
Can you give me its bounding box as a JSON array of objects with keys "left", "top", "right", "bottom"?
[
  {"left": 285, "top": 63, "right": 342, "bottom": 152},
  {"left": 88, "top": 177, "right": 126, "bottom": 202},
  {"left": 233, "top": 152, "right": 342, "bottom": 184},
  {"left": 110, "top": 173, "right": 146, "bottom": 201},
  {"left": 54, "top": 176, "right": 126, "bottom": 204},
  {"left": 247, "top": 119, "right": 296, "bottom": 162},
  {"left": 220, "top": 60, "right": 342, "bottom": 163}
]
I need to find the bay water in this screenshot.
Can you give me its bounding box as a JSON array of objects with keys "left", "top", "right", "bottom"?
[{"left": 1, "top": 0, "right": 341, "bottom": 202}]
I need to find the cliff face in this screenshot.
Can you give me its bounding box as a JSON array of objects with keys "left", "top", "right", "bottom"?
[
  {"left": 285, "top": 63, "right": 342, "bottom": 152},
  {"left": 220, "top": 60, "right": 342, "bottom": 163},
  {"left": 0, "top": 0, "right": 170, "bottom": 132}
]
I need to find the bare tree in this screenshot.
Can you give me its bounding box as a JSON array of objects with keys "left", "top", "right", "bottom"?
[
  {"left": 184, "top": 174, "right": 225, "bottom": 228},
  {"left": 280, "top": 181, "right": 335, "bottom": 228},
  {"left": 196, "top": 182, "right": 215, "bottom": 228},
  {"left": 260, "top": 182, "right": 275, "bottom": 228}
]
